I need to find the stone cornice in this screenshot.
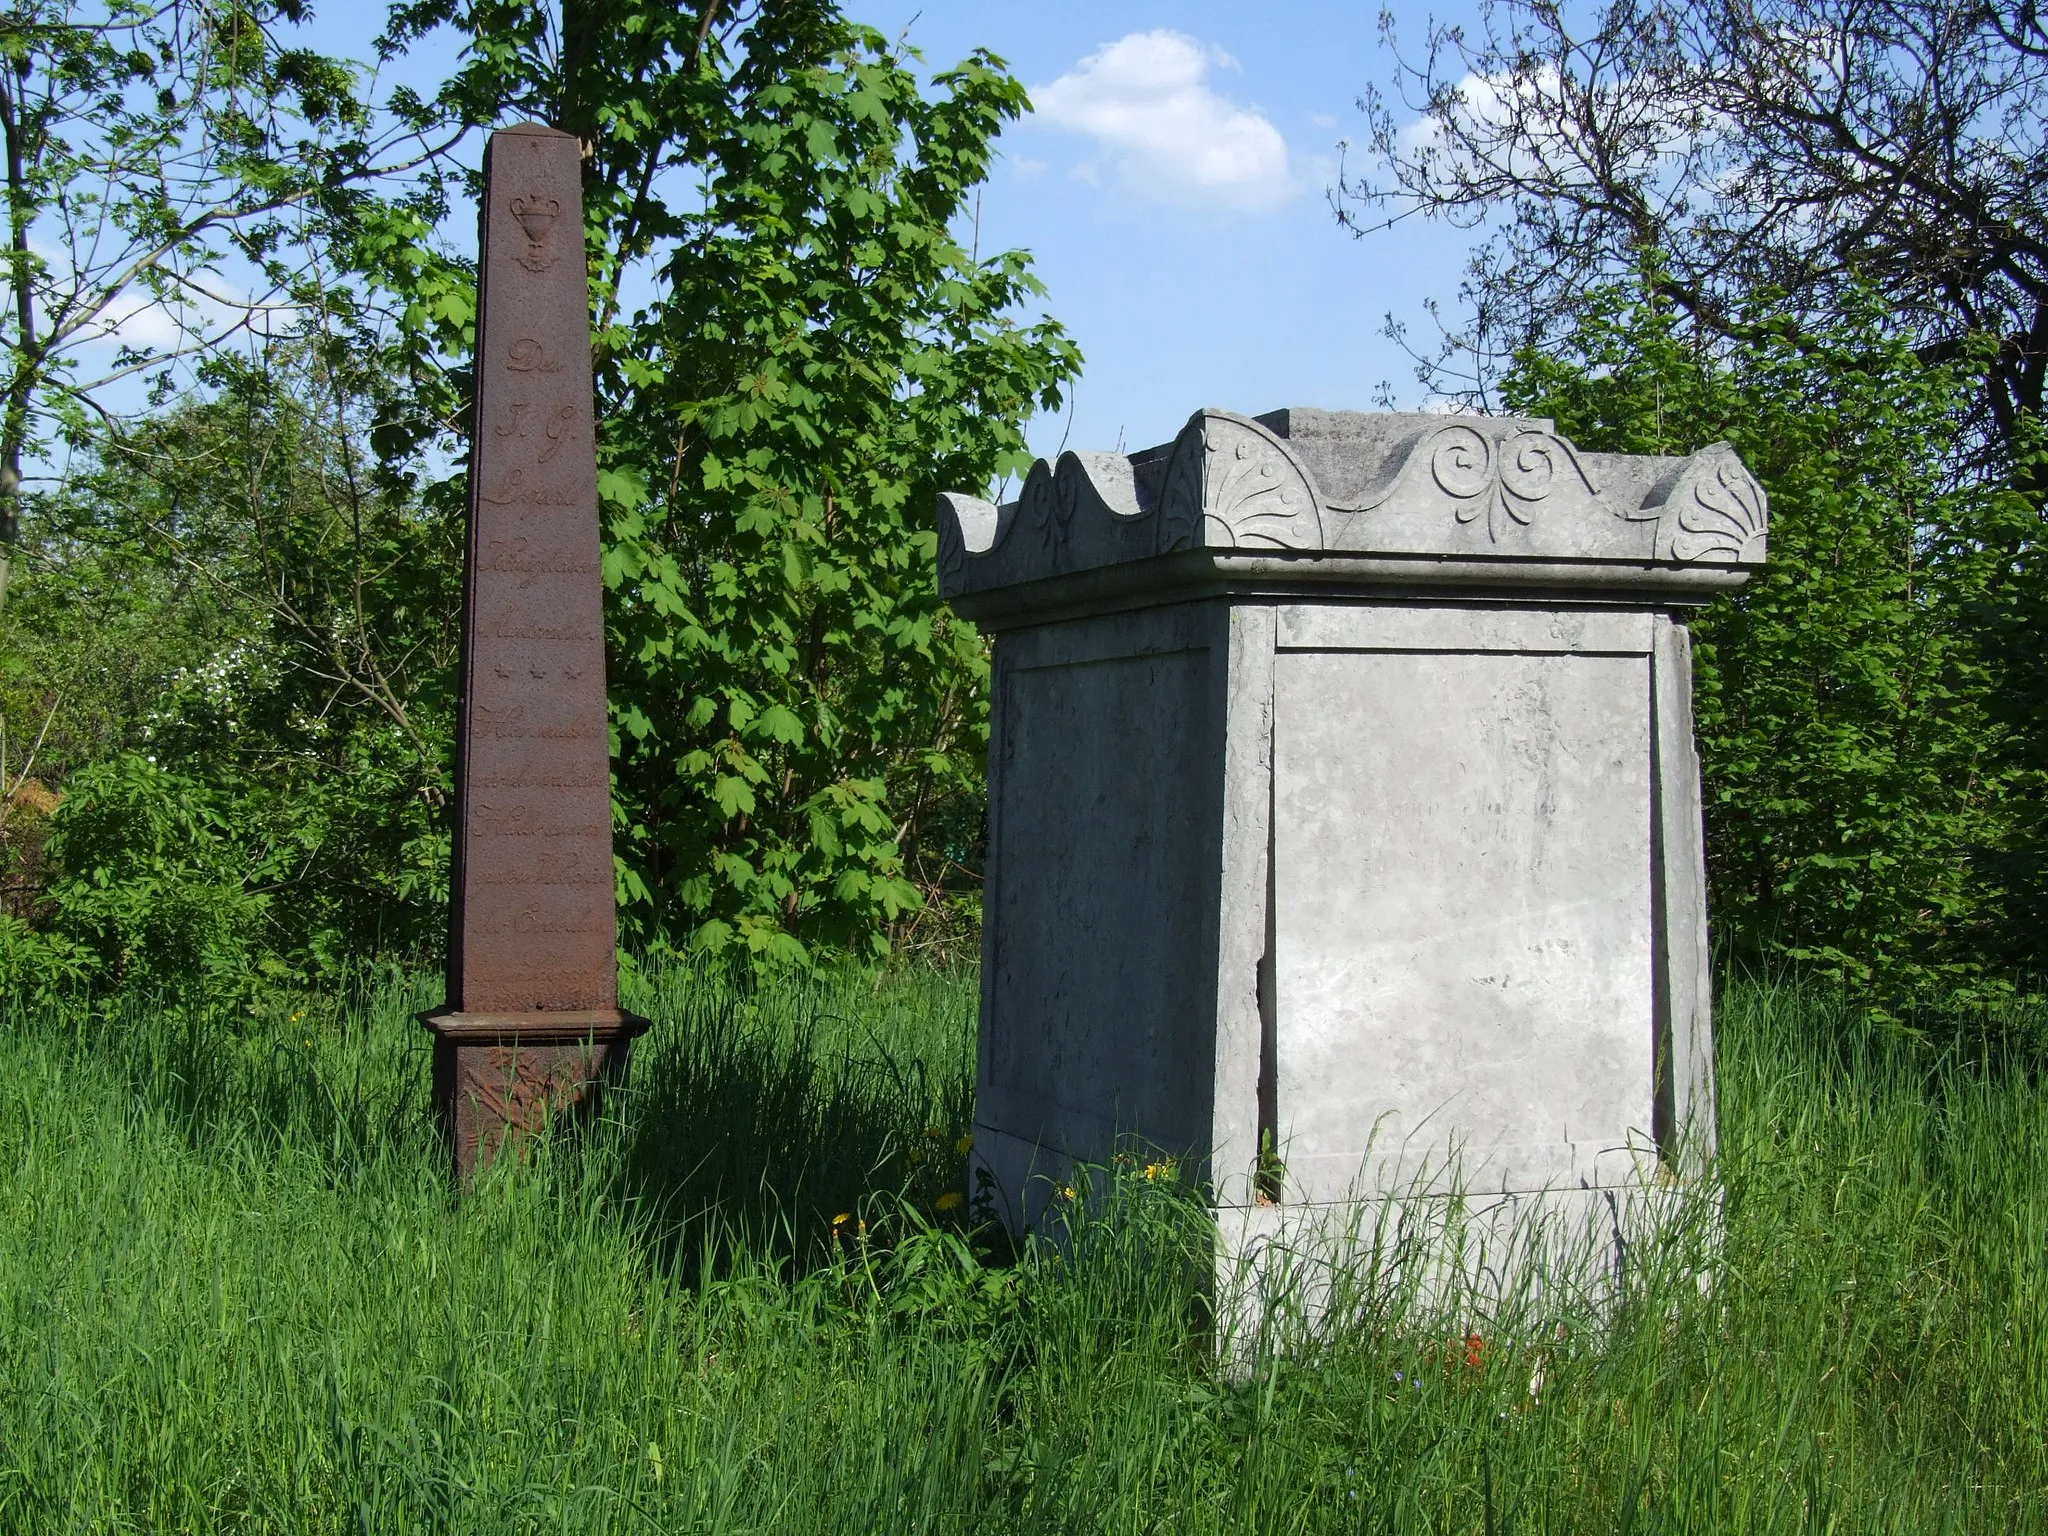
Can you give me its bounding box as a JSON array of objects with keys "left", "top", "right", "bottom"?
[{"left": 938, "top": 408, "right": 1768, "bottom": 615}]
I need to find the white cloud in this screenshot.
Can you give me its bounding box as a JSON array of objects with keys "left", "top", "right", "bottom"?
[
  {"left": 32, "top": 238, "right": 298, "bottom": 362},
  {"left": 1032, "top": 31, "right": 1295, "bottom": 213},
  {"left": 1399, "top": 66, "right": 1706, "bottom": 187},
  {"left": 1400, "top": 68, "right": 1563, "bottom": 157}
]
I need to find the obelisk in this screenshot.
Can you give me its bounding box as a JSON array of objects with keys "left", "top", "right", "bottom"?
[{"left": 420, "top": 122, "right": 645, "bottom": 1178}]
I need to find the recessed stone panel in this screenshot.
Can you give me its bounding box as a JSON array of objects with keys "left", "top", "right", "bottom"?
[{"left": 1271, "top": 645, "right": 1654, "bottom": 1201}]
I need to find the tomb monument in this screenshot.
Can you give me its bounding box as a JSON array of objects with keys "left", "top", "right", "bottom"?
[
  {"left": 419, "top": 123, "right": 645, "bottom": 1179},
  {"left": 936, "top": 407, "right": 1766, "bottom": 1303}
]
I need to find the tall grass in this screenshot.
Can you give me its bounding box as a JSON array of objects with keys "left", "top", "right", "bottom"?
[{"left": 0, "top": 966, "right": 2042, "bottom": 1532}]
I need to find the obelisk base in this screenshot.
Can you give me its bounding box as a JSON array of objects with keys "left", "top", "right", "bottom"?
[{"left": 419, "top": 1009, "right": 651, "bottom": 1178}]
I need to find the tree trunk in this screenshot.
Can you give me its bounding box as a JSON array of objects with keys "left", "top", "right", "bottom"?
[{"left": 0, "top": 53, "right": 33, "bottom": 617}]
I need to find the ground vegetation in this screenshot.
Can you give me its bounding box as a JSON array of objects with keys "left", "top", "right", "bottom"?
[{"left": 0, "top": 967, "right": 2040, "bottom": 1530}]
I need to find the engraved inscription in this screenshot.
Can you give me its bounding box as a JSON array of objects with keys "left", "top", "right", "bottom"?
[
  {"left": 505, "top": 336, "right": 562, "bottom": 373},
  {"left": 472, "top": 848, "right": 614, "bottom": 881},
  {"left": 539, "top": 403, "right": 575, "bottom": 463},
  {"left": 487, "top": 620, "right": 597, "bottom": 640},
  {"left": 472, "top": 905, "right": 614, "bottom": 935},
  {"left": 468, "top": 771, "right": 610, "bottom": 789},
  {"left": 491, "top": 400, "right": 577, "bottom": 464},
  {"left": 471, "top": 802, "right": 610, "bottom": 837},
  {"left": 484, "top": 537, "right": 599, "bottom": 583},
  {"left": 468, "top": 710, "right": 604, "bottom": 742},
  {"left": 480, "top": 469, "right": 583, "bottom": 509}
]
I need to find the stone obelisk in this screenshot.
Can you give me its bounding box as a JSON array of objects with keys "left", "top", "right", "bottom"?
[{"left": 420, "top": 122, "right": 645, "bottom": 1178}]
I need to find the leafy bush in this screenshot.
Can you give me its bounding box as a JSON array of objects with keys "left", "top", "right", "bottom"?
[{"left": 39, "top": 753, "right": 272, "bottom": 995}]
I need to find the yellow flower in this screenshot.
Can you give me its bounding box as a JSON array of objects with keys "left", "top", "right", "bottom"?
[
  {"left": 955, "top": 1134, "right": 974, "bottom": 1155},
  {"left": 832, "top": 1211, "right": 852, "bottom": 1228},
  {"left": 1060, "top": 1184, "right": 1077, "bottom": 1201},
  {"left": 936, "top": 1191, "right": 964, "bottom": 1212}
]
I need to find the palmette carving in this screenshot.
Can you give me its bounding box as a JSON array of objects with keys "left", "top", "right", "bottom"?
[
  {"left": 1157, "top": 418, "right": 1206, "bottom": 553},
  {"left": 1023, "top": 459, "right": 1065, "bottom": 558},
  {"left": 1662, "top": 445, "right": 1769, "bottom": 563},
  {"left": 1150, "top": 410, "right": 1322, "bottom": 552},
  {"left": 1198, "top": 414, "right": 1323, "bottom": 550}
]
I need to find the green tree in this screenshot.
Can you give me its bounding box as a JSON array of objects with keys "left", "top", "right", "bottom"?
[
  {"left": 0, "top": 0, "right": 448, "bottom": 611},
  {"left": 1506, "top": 280, "right": 2035, "bottom": 997},
  {"left": 373, "top": 1, "right": 1078, "bottom": 961}
]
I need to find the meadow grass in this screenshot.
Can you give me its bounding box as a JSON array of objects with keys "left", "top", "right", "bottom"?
[{"left": 0, "top": 965, "right": 2043, "bottom": 1533}]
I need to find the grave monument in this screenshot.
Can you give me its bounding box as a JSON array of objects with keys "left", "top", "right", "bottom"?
[
  {"left": 936, "top": 407, "right": 1766, "bottom": 1299},
  {"left": 419, "top": 123, "right": 644, "bottom": 1179}
]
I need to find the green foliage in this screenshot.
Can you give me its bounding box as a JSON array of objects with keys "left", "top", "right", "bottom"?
[
  {"left": 1504, "top": 279, "right": 2037, "bottom": 998},
  {"left": 38, "top": 751, "right": 271, "bottom": 992},
  {"left": 1, "top": 967, "right": 2044, "bottom": 1528},
  {"left": 374, "top": 2, "right": 1078, "bottom": 961},
  {"left": 1, "top": 345, "right": 459, "bottom": 984}
]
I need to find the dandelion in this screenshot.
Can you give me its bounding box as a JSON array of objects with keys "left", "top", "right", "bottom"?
[
  {"left": 936, "top": 1191, "right": 964, "bottom": 1212},
  {"left": 1142, "top": 1157, "right": 1177, "bottom": 1182},
  {"left": 955, "top": 1134, "right": 973, "bottom": 1155},
  {"left": 832, "top": 1211, "right": 852, "bottom": 1230},
  {"left": 1059, "top": 1184, "right": 1077, "bottom": 1201}
]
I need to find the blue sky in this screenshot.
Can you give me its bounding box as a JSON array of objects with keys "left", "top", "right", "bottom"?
[{"left": 847, "top": 2, "right": 1486, "bottom": 461}]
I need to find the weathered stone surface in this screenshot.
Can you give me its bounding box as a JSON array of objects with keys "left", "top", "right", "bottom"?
[
  {"left": 421, "top": 123, "right": 642, "bottom": 1178},
  {"left": 943, "top": 407, "right": 1757, "bottom": 1325},
  {"left": 938, "top": 407, "right": 1767, "bottom": 623}
]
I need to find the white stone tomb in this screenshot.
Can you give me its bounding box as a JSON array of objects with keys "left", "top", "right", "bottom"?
[{"left": 936, "top": 408, "right": 1766, "bottom": 1298}]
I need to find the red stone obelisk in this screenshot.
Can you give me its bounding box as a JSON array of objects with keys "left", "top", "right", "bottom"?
[{"left": 420, "top": 122, "right": 645, "bottom": 1177}]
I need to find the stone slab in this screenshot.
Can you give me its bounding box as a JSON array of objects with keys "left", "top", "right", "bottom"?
[
  {"left": 445, "top": 121, "right": 617, "bottom": 1018},
  {"left": 976, "top": 603, "right": 1228, "bottom": 1178},
  {"left": 1271, "top": 644, "right": 1655, "bottom": 1201}
]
